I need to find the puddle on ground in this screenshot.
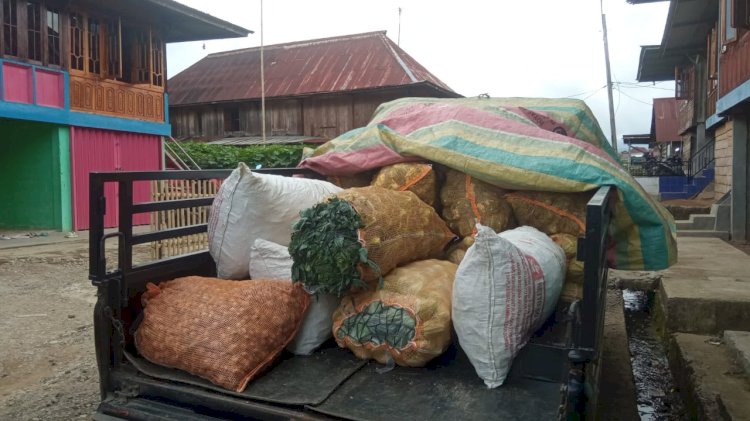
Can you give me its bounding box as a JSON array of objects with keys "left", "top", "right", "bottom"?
[{"left": 623, "top": 289, "right": 686, "bottom": 420}]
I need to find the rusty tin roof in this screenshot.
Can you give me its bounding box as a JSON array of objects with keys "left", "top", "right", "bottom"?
[{"left": 168, "top": 31, "right": 458, "bottom": 106}]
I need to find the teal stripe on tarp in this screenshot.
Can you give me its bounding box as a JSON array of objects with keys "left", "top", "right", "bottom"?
[{"left": 427, "top": 135, "right": 670, "bottom": 270}]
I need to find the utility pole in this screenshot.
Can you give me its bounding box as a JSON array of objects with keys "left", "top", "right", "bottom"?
[
  {"left": 260, "top": 0, "right": 266, "bottom": 144},
  {"left": 397, "top": 7, "right": 402, "bottom": 46},
  {"left": 601, "top": 1, "right": 618, "bottom": 152}
]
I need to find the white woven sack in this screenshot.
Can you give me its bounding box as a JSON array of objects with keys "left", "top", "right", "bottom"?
[
  {"left": 453, "top": 224, "right": 565, "bottom": 388},
  {"left": 249, "top": 238, "right": 341, "bottom": 355},
  {"left": 207, "top": 163, "right": 341, "bottom": 279}
]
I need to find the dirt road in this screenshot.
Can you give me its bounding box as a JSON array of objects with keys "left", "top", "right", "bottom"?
[{"left": 0, "top": 238, "right": 151, "bottom": 420}]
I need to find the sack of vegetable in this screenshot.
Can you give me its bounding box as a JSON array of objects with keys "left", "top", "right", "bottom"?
[
  {"left": 289, "top": 186, "right": 456, "bottom": 296},
  {"left": 135, "top": 276, "right": 309, "bottom": 392},
  {"left": 446, "top": 236, "right": 475, "bottom": 265},
  {"left": 453, "top": 225, "right": 565, "bottom": 388},
  {"left": 550, "top": 233, "right": 584, "bottom": 302},
  {"left": 208, "top": 163, "right": 341, "bottom": 279},
  {"left": 371, "top": 162, "right": 438, "bottom": 207},
  {"left": 505, "top": 190, "right": 593, "bottom": 237},
  {"left": 249, "top": 239, "right": 341, "bottom": 356},
  {"left": 327, "top": 171, "right": 376, "bottom": 189},
  {"left": 440, "top": 169, "right": 515, "bottom": 238},
  {"left": 332, "top": 259, "right": 457, "bottom": 367}
]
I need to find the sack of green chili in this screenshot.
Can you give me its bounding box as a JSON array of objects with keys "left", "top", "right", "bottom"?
[
  {"left": 440, "top": 169, "right": 515, "bottom": 238},
  {"left": 289, "top": 186, "right": 456, "bottom": 296},
  {"left": 332, "top": 259, "right": 457, "bottom": 367},
  {"left": 371, "top": 163, "right": 438, "bottom": 207}
]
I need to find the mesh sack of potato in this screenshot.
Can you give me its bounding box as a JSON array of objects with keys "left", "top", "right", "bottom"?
[
  {"left": 289, "top": 186, "right": 456, "bottom": 296},
  {"left": 440, "top": 169, "right": 515, "bottom": 238},
  {"left": 327, "top": 171, "right": 375, "bottom": 189},
  {"left": 135, "top": 276, "right": 309, "bottom": 392},
  {"left": 505, "top": 191, "right": 592, "bottom": 236},
  {"left": 332, "top": 259, "right": 457, "bottom": 367},
  {"left": 446, "top": 236, "right": 475, "bottom": 265},
  {"left": 371, "top": 162, "right": 438, "bottom": 207},
  {"left": 551, "top": 233, "right": 585, "bottom": 302}
]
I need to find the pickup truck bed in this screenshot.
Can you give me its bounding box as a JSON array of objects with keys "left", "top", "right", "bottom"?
[{"left": 89, "top": 169, "right": 613, "bottom": 421}]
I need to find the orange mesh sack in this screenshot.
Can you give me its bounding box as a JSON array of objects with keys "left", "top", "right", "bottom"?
[
  {"left": 135, "top": 276, "right": 309, "bottom": 392},
  {"left": 333, "top": 260, "right": 457, "bottom": 367},
  {"left": 371, "top": 163, "right": 438, "bottom": 207},
  {"left": 440, "top": 169, "right": 515, "bottom": 237},
  {"left": 505, "top": 191, "right": 593, "bottom": 237},
  {"left": 551, "top": 233, "right": 585, "bottom": 302}
]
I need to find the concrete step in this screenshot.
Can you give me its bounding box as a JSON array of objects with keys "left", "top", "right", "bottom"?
[
  {"left": 725, "top": 331, "right": 750, "bottom": 379},
  {"left": 676, "top": 214, "right": 716, "bottom": 231},
  {"left": 656, "top": 238, "right": 750, "bottom": 335},
  {"left": 668, "top": 333, "right": 750, "bottom": 420},
  {"left": 677, "top": 230, "right": 729, "bottom": 240}
]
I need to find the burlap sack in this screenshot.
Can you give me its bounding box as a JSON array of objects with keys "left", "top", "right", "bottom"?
[
  {"left": 551, "top": 233, "right": 585, "bottom": 302},
  {"left": 135, "top": 276, "right": 309, "bottom": 392},
  {"left": 333, "top": 260, "right": 457, "bottom": 367},
  {"left": 337, "top": 186, "right": 456, "bottom": 282},
  {"left": 327, "top": 171, "right": 375, "bottom": 189},
  {"left": 371, "top": 163, "right": 438, "bottom": 207},
  {"left": 440, "top": 169, "right": 515, "bottom": 237},
  {"left": 505, "top": 191, "right": 592, "bottom": 236}
]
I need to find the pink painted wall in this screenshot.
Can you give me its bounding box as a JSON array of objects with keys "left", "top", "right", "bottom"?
[
  {"left": 35, "top": 69, "right": 65, "bottom": 108},
  {"left": 70, "top": 127, "right": 162, "bottom": 230},
  {"left": 3, "top": 62, "right": 33, "bottom": 104}
]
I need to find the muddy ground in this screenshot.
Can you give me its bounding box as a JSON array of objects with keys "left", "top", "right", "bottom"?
[{"left": 0, "top": 240, "right": 151, "bottom": 420}]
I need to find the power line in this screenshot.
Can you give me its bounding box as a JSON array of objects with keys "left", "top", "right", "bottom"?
[
  {"left": 564, "top": 85, "right": 607, "bottom": 99},
  {"left": 616, "top": 86, "right": 653, "bottom": 105}
]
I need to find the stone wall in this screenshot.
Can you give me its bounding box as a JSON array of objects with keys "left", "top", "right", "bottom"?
[{"left": 714, "top": 119, "right": 734, "bottom": 200}]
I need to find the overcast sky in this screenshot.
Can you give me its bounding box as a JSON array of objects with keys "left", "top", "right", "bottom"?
[{"left": 168, "top": 0, "right": 673, "bottom": 150}]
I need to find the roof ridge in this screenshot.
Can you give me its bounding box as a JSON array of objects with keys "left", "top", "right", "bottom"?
[
  {"left": 378, "top": 33, "right": 418, "bottom": 83},
  {"left": 206, "top": 30, "right": 388, "bottom": 58}
]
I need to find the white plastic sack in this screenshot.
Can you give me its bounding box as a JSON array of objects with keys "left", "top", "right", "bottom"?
[
  {"left": 452, "top": 225, "right": 565, "bottom": 388},
  {"left": 207, "top": 163, "right": 341, "bottom": 279},
  {"left": 248, "top": 238, "right": 341, "bottom": 355}
]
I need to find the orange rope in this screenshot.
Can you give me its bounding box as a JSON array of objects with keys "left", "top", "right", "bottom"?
[
  {"left": 398, "top": 165, "right": 432, "bottom": 192},
  {"left": 465, "top": 174, "right": 482, "bottom": 235},
  {"left": 506, "top": 193, "right": 585, "bottom": 234}
]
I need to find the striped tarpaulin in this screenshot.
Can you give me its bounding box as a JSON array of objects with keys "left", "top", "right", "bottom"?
[{"left": 300, "top": 97, "right": 677, "bottom": 271}]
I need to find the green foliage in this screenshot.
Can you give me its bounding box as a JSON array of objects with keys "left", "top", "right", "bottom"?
[
  {"left": 178, "top": 142, "right": 307, "bottom": 169},
  {"left": 288, "top": 198, "right": 380, "bottom": 297}
]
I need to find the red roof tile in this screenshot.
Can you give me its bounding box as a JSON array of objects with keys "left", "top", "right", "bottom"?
[{"left": 168, "top": 31, "right": 457, "bottom": 106}]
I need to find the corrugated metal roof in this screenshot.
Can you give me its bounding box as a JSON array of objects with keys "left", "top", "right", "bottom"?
[
  {"left": 652, "top": 97, "right": 680, "bottom": 143},
  {"left": 207, "top": 135, "right": 325, "bottom": 145},
  {"left": 168, "top": 31, "right": 458, "bottom": 106}
]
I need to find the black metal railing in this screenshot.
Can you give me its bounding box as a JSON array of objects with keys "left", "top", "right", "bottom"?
[
  {"left": 628, "top": 159, "right": 686, "bottom": 177},
  {"left": 687, "top": 139, "right": 715, "bottom": 181}
]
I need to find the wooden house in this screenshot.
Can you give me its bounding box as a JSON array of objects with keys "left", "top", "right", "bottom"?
[
  {"left": 0, "top": 0, "right": 249, "bottom": 231},
  {"left": 633, "top": 0, "right": 750, "bottom": 240},
  {"left": 167, "top": 31, "right": 461, "bottom": 143}
]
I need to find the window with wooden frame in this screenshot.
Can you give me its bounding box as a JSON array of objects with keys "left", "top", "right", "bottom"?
[
  {"left": 106, "top": 18, "right": 121, "bottom": 79},
  {"left": 27, "top": 1, "right": 42, "bottom": 61},
  {"left": 87, "top": 16, "right": 101, "bottom": 75},
  {"left": 2, "top": 0, "right": 18, "bottom": 56},
  {"left": 675, "top": 66, "right": 694, "bottom": 100},
  {"left": 151, "top": 34, "right": 163, "bottom": 87},
  {"left": 732, "top": 0, "right": 750, "bottom": 29},
  {"left": 46, "top": 7, "right": 60, "bottom": 65},
  {"left": 722, "top": 0, "right": 738, "bottom": 43},
  {"left": 69, "top": 11, "right": 84, "bottom": 71}
]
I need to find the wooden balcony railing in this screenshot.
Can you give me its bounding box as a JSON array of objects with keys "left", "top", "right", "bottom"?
[
  {"left": 70, "top": 74, "right": 165, "bottom": 122},
  {"left": 719, "top": 31, "right": 750, "bottom": 98}
]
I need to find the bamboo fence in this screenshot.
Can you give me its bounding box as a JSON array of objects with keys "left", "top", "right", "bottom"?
[{"left": 150, "top": 179, "right": 219, "bottom": 259}]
